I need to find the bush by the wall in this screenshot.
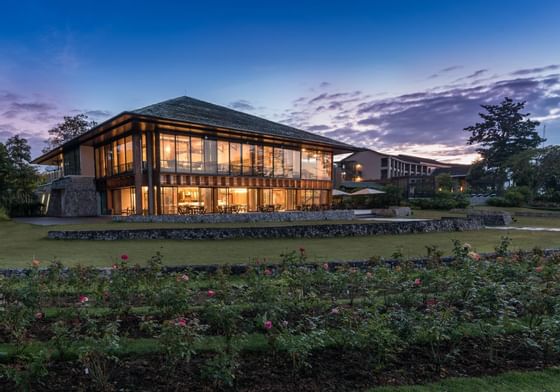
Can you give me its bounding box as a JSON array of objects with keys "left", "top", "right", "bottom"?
[
  {"left": 0, "top": 206, "right": 9, "bottom": 221},
  {"left": 7, "top": 200, "right": 43, "bottom": 217},
  {"left": 410, "top": 191, "right": 470, "bottom": 210},
  {"left": 487, "top": 186, "right": 531, "bottom": 208}
]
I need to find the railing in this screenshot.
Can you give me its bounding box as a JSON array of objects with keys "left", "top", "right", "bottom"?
[{"left": 44, "top": 168, "right": 64, "bottom": 184}]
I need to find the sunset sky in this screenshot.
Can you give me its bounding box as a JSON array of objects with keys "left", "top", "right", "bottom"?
[{"left": 1, "top": 0, "right": 559, "bottom": 163}]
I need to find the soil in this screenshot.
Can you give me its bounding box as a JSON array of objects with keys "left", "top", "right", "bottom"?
[{"left": 1, "top": 337, "right": 557, "bottom": 391}]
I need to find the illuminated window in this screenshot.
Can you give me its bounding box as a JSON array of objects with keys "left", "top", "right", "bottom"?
[
  {"left": 191, "top": 137, "right": 203, "bottom": 172},
  {"left": 230, "top": 143, "right": 241, "bottom": 175},
  {"left": 160, "top": 134, "right": 176, "bottom": 172},
  {"left": 176, "top": 135, "right": 190, "bottom": 172},
  {"left": 217, "top": 141, "right": 229, "bottom": 174}
]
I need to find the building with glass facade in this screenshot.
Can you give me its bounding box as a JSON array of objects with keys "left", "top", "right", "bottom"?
[{"left": 33, "top": 96, "right": 356, "bottom": 216}]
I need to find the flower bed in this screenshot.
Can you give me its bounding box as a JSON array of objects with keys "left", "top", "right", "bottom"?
[{"left": 1, "top": 240, "right": 560, "bottom": 391}]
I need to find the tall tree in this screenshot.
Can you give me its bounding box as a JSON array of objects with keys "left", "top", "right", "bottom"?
[
  {"left": 6, "top": 135, "right": 32, "bottom": 168},
  {"left": 0, "top": 136, "right": 39, "bottom": 215},
  {"left": 464, "top": 97, "right": 544, "bottom": 192},
  {"left": 537, "top": 146, "right": 560, "bottom": 198},
  {"left": 43, "top": 114, "right": 97, "bottom": 153}
]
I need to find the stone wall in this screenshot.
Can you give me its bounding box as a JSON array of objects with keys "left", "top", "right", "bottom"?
[
  {"left": 466, "top": 210, "right": 513, "bottom": 226},
  {"left": 39, "top": 176, "right": 98, "bottom": 217},
  {"left": 49, "top": 217, "right": 484, "bottom": 241},
  {"left": 514, "top": 210, "right": 560, "bottom": 218},
  {"left": 113, "top": 210, "right": 355, "bottom": 224}
]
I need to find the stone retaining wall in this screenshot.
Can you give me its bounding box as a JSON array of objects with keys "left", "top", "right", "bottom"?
[
  {"left": 49, "top": 217, "right": 484, "bottom": 241},
  {"left": 113, "top": 210, "right": 355, "bottom": 224},
  {"left": 466, "top": 212, "right": 513, "bottom": 226},
  {"left": 514, "top": 211, "right": 560, "bottom": 218}
]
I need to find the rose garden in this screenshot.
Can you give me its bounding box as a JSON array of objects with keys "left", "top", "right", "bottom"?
[{"left": 1, "top": 238, "right": 560, "bottom": 391}]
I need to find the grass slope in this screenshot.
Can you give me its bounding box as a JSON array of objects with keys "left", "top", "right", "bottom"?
[
  {"left": 372, "top": 367, "right": 560, "bottom": 391},
  {"left": 1, "top": 218, "right": 560, "bottom": 267}
]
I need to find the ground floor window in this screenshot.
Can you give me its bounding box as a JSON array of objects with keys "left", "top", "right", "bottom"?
[
  {"left": 156, "top": 187, "right": 329, "bottom": 214},
  {"left": 103, "top": 187, "right": 329, "bottom": 215},
  {"left": 108, "top": 187, "right": 136, "bottom": 215}
]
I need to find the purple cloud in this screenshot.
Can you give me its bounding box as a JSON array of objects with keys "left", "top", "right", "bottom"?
[
  {"left": 510, "top": 64, "right": 560, "bottom": 76},
  {"left": 229, "top": 99, "right": 255, "bottom": 111},
  {"left": 281, "top": 65, "right": 560, "bottom": 162}
]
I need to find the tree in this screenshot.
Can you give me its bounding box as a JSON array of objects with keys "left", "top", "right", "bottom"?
[
  {"left": 435, "top": 173, "right": 453, "bottom": 192},
  {"left": 0, "top": 136, "right": 39, "bottom": 216},
  {"left": 466, "top": 160, "right": 495, "bottom": 194},
  {"left": 536, "top": 146, "right": 560, "bottom": 201},
  {"left": 43, "top": 114, "right": 97, "bottom": 153},
  {"left": 6, "top": 135, "right": 32, "bottom": 168},
  {"left": 506, "top": 149, "right": 538, "bottom": 190},
  {"left": 464, "top": 97, "right": 544, "bottom": 193}
]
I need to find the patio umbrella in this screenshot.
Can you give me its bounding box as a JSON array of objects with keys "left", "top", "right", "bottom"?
[
  {"left": 332, "top": 189, "right": 351, "bottom": 196},
  {"left": 351, "top": 188, "right": 385, "bottom": 195}
]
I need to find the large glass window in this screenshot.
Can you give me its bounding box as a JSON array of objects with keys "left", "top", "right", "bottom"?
[
  {"left": 263, "top": 146, "right": 273, "bottom": 177},
  {"left": 124, "top": 136, "right": 133, "bottom": 172},
  {"left": 160, "top": 135, "right": 176, "bottom": 172},
  {"left": 302, "top": 149, "right": 332, "bottom": 180},
  {"left": 272, "top": 188, "right": 287, "bottom": 210},
  {"left": 177, "top": 187, "right": 200, "bottom": 214},
  {"left": 200, "top": 188, "right": 214, "bottom": 213},
  {"left": 217, "top": 141, "right": 229, "bottom": 174},
  {"left": 111, "top": 141, "right": 119, "bottom": 175},
  {"left": 161, "top": 187, "right": 177, "bottom": 214},
  {"left": 255, "top": 145, "right": 264, "bottom": 176},
  {"left": 318, "top": 151, "right": 332, "bottom": 180},
  {"left": 273, "top": 147, "right": 284, "bottom": 177},
  {"left": 283, "top": 149, "right": 300, "bottom": 178},
  {"left": 230, "top": 143, "right": 242, "bottom": 175},
  {"left": 242, "top": 144, "right": 255, "bottom": 176},
  {"left": 176, "top": 135, "right": 190, "bottom": 172},
  {"left": 248, "top": 188, "right": 258, "bottom": 212},
  {"left": 191, "top": 137, "right": 203, "bottom": 172},
  {"left": 204, "top": 139, "right": 217, "bottom": 174},
  {"left": 110, "top": 187, "right": 136, "bottom": 215}
]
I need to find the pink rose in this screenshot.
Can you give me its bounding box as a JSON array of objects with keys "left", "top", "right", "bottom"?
[
  {"left": 414, "top": 278, "right": 422, "bottom": 286},
  {"left": 263, "top": 320, "right": 273, "bottom": 330},
  {"left": 467, "top": 251, "right": 481, "bottom": 261},
  {"left": 79, "top": 295, "right": 89, "bottom": 303},
  {"left": 264, "top": 269, "right": 272, "bottom": 276},
  {"left": 112, "top": 264, "right": 118, "bottom": 270},
  {"left": 176, "top": 318, "right": 187, "bottom": 327},
  {"left": 121, "top": 254, "right": 129, "bottom": 261},
  {"left": 330, "top": 307, "right": 340, "bottom": 315},
  {"left": 207, "top": 290, "right": 216, "bottom": 298}
]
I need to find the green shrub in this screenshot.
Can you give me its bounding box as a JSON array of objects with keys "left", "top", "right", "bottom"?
[
  {"left": 410, "top": 191, "right": 469, "bottom": 210},
  {"left": 7, "top": 200, "right": 43, "bottom": 217},
  {"left": 487, "top": 186, "right": 530, "bottom": 207},
  {"left": 0, "top": 206, "right": 9, "bottom": 221}
]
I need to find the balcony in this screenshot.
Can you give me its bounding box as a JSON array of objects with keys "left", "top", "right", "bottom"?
[{"left": 43, "top": 168, "right": 64, "bottom": 184}]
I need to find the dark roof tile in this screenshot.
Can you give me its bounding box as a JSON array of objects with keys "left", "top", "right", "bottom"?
[{"left": 131, "top": 96, "right": 355, "bottom": 150}]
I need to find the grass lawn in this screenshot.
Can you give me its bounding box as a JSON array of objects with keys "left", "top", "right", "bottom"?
[
  {"left": 372, "top": 367, "right": 560, "bottom": 391},
  {"left": 2, "top": 218, "right": 560, "bottom": 268}
]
